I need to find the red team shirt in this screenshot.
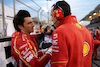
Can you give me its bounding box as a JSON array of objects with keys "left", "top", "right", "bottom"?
[
  {"left": 11, "top": 31, "right": 51, "bottom": 67},
  {"left": 95, "top": 29, "right": 100, "bottom": 40},
  {"left": 51, "top": 15, "right": 94, "bottom": 67}
]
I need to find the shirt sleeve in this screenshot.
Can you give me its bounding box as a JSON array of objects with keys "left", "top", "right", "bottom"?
[
  {"left": 14, "top": 37, "right": 51, "bottom": 67},
  {"left": 51, "top": 30, "right": 69, "bottom": 67}
]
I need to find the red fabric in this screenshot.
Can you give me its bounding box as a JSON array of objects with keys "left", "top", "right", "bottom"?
[
  {"left": 40, "top": 27, "right": 42, "bottom": 33},
  {"left": 30, "top": 34, "right": 37, "bottom": 38},
  {"left": 51, "top": 15, "right": 94, "bottom": 67},
  {"left": 71, "top": 15, "right": 78, "bottom": 23},
  {"left": 95, "top": 29, "right": 100, "bottom": 58},
  {"left": 55, "top": 15, "right": 78, "bottom": 28},
  {"left": 93, "top": 39, "right": 100, "bottom": 50},
  {"left": 93, "top": 39, "right": 100, "bottom": 59},
  {"left": 96, "top": 29, "right": 100, "bottom": 39},
  {"left": 11, "top": 31, "right": 19, "bottom": 42},
  {"left": 11, "top": 32, "right": 51, "bottom": 67},
  {"left": 94, "top": 49, "right": 98, "bottom": 59}
]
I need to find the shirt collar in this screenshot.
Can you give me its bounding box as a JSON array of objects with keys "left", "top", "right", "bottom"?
[{"left": 55, "top": 15, "right": 78, "bottom": 28}]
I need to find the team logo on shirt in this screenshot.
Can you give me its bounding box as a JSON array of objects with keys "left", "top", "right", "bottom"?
[
  {"left": 71, "top": 22, "right": 84, "bottom": 30},
  {"left": 52, "top": 33, "right": 59, "bottom": 52},
  {"left": 76, "top": 23, "right": 81, "bottom": 28},
  {"left": 55, "top": 10, "right": 60, "bottom": 17},
  {"left": 83, "top": 42, "right": 90, "bottom": 56}
]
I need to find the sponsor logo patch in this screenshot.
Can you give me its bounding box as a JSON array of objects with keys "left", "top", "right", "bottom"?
[{"left": 83, "top": 42, "right": 90, "bottom": 56}]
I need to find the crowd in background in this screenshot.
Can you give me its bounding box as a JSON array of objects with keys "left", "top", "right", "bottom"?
[
  {"left": 11, "top": 1, "right": 100, "bottom": 67},
  {"left": 88, "top": 27, "right": 100, "bottom": 59},
  {"left": 88, "top": 27, "right": 100, "bottom": 40}
]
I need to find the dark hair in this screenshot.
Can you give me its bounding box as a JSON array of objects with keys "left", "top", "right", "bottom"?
[
  {"left": 13, "top": 10, "right": 31, "bottom": 32},
  {"left": 97, "top": 27, "right": 99, "bottom": 29},
  {"left": 44, "top": 26, "right": 50, "bottom": 33},
  {"left": 53, "top": 1, "right": 71, "bottom": 17}
]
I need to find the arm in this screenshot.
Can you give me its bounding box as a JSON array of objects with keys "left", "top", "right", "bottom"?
[
  {"left": 38, "top": 47, "right": 52, "bottom": 57},
  {"left": 14, "top": 37, "right": 51, "bottom": 67},
  {"left": 51, "top": 30, "right": 69, "bottom": 67},
  {"left": 38, "top": 48, "right": 47, "bottom": 57}
]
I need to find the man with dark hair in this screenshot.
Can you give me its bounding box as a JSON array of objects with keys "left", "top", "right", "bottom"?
[
  {"left": 51, "top": 1, "right": 94, "bottom": 67},
  {"left": 13, "top": 10, "right": 31, "bottom": 32},
  {"left": 11, "top": 10, "right": 52, "bottom": 67}
]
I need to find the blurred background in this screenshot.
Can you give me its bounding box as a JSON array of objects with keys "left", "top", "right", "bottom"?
[
  {"left": 0, "top": 0, "right": 100, "bottom": 37},
  {"left": 0, "top": 0, "right": 100, "bottom": 67}
]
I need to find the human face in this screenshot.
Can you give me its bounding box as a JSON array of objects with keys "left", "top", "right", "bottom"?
[
  {"left": 21, "top": 17, "right": 35, "bottom": 34},
  {"left": 51, "top": 7, "right": 58, "bottom": 26}
]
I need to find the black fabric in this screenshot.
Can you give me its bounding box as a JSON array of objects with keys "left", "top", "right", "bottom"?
[
  {"left": 0, "top": 37, "right": 11, "bottom": 42},
  {"left": 6, "top": 62, "right": 14, "bottom": 67},
  {"left": 4, "top": 46, "right": 11, "bottom": 59},
  {"left": 36, "top": 33, "right": 44, "bottom": 49},
  {"left": 42, "top": 43, "right": 52, "bottom": 49}
]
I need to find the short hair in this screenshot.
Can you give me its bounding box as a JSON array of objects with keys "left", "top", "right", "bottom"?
[
  {"left": 13, "top": 10, "right": 31, "bottom": 32},
  {"left": 52, "top": 1, "right": 71, "bottom": 17},
  {"left": 97, "top": 27, "right": 99, "bottom": 29}
]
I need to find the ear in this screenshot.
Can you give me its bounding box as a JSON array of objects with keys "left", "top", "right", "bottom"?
[{"left": 18, "top": 25, "right": 23, "bottom": 30}]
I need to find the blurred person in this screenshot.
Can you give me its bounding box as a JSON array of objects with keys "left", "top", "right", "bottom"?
[
  {"left": 93, "top": 28, "right": 96, "bottom": 39},
  {"left": 95, "top": 27, "right": 100, "bottom": 40},
  {"left": 93, "top": 39, "right": 100, "bottom": 52},
  {"left": 11, "top": 10, "right": 52, "bottom": 67},
  {"left": 88, "top": 28, "right": 94, "bottom": 36},
  {"left": 39, "top": 25, "right": 42, "bottom": 33},
  {"left": 35, "top": 26, "right": 40, "bottom": 33},
  {"left": 94, "top": 27, "right": 100, "bottom": 59},
  {"left": 93, "top": 39, "right": 100, "bottom": 61},
  {"left": 50, "top": 1, "right": 94, "bottom": 67},
  {"left": 37, "top": 25, "right": 53, "bottom": 49},
  {"left": 88, "top": 28, "right": 100, "bottom": 59},
  {"left": 43, "top": 26, "right": 53, "bottom": 48}
]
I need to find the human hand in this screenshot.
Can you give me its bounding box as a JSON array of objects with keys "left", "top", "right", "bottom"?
[{"left": 46, "top": 46, "right": 52, "bottom": 56}]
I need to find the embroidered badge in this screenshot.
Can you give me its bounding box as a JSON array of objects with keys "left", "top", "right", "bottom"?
[
  {"left": 76, "top": 23, "right": 81, "bottom": 28},
  {"left": 71, "top": 22, "right": 84, "bottom": 30}
]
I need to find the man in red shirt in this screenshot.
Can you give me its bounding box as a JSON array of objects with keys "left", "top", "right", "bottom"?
[
  {"left": 50, "top": 1, "right": 94, "bottom": 67},
  {"left": 94, "top": 27, "right": 100, "bottom": 59},
  {"left": 11, "top": 10, "right": 51, "bottom": 67}
]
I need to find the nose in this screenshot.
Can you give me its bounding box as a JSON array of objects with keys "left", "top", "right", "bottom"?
[{"left": 32, "top": 22, "right": 35, "bottom": 27}]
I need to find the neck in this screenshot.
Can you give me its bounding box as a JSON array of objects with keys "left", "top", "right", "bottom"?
[
  {"left": 54, "top": 20, "right": 59, "bottom": 25},
  {"left": 21, "top": 30, "right": 30, "bottom": 35},
  {"left": 54, "top": 21, "right": 61, "bottom": 28}
]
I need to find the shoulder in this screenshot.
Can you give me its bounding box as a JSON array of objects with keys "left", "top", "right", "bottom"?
[
  {"left": 16, "top": 33, "right": 28, "bottom": 45},
  {"left": 53, "top": 23, "right": 70, "bottom": 34},
  {"left": 12, "top": 31, "right": 19, "bottom": 37},
  {"left": 52, "top": 25, "right": 66, "bottom": 38}
]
